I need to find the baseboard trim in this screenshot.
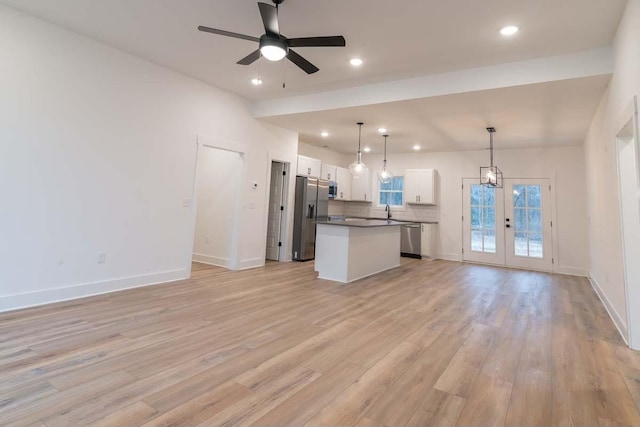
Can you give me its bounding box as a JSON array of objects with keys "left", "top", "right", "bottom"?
[
  {"left": 192, "top": 254, "right": 229, "bottom": 268},
  {"left": 236, "top": 258, "right": 265, "bottom": 271},
  {"left": 556, "top": 266, "right": 588, "bottom": 277},
  {"left": 588, "top": 274, "right": 629, "bottom": 345},
  {"left": 438, "top": 252, "right": 463, "bottom": 262},
  {"left": 0, "top": 269, "right": 187, "bottom": 314}
]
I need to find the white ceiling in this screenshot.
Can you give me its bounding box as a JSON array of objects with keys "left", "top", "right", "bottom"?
[
  {"left": 0, "top": 0, "right": 626, "bottom": 101},
  {"left": 261, "top": 76, "right": 611, "bottom": 153}
]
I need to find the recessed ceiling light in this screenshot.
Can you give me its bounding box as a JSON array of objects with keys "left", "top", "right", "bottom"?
[
  {"left": 500, "top": 26, "right": 519, "bottom": 36},
  {"left": 363, "top": 147, "right": 371, "bottom": 152},
  {"left": 350, "top": 58, "right": 363, "bottom": 66},
  {"left": 251, "top": 78, "right": 263, "bottom": 85},
  {"left": 378, "top": 128, "right": 387, "bottom": 134},
  {"left": 320, "top": 131, "right": 329, "bottom": 138},
  {"left": 413, "top": 145, "right": 421, "bottom": 151}
]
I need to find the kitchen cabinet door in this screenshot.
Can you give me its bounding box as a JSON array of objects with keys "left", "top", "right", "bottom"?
[
  {"left": 405, "top": 169, "right": 437, "bottom": 204},
  {"left": 421, "top": 223, "right": 437, "bottom": 258},
  {"left": 350, "top": 168, "right": 371, "bottom": 202},
  {"left": 320, "top": 163, "right": 337, "bottom": 181},
  {"left": 296, "top": 155, "right": 321, "bottom": 177},
  {"left": 335, "top": 167, "right": 352, "bottom": 200}
]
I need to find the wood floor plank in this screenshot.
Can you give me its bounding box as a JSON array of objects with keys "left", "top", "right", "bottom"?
[
  {"left": 455, "top": 373, "right": 513, "bottom": 427},
  {"left": 1, "top": 260, "right": 638, "bottom": 427},
  {"left": 305, "top": 341, "right": 422, "bottom": 426}
]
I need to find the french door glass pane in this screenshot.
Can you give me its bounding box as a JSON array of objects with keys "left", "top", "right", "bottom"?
[
  {"left": 512, "top": 184, "right": 543, "bottom": 258},
  {"left": 471, "top": 230, "right": 483, "bottom": 251},
  {"left": 470, "top": 184, "right": 496, "bottom": 253}
]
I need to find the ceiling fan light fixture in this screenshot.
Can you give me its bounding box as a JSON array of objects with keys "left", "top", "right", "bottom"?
[{"left": 259, "top": 36, "right": 288, "bottom": 61}]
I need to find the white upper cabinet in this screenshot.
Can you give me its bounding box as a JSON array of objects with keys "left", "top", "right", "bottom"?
[
  {"left": 320, "top": 163, "right": 337, "bottom": 181},
  {"left": 350, "top": 168, "right": 372, "bottom": 202},
  {"left": 335, "top": 167, "right": 352, "bottom": 201},
  {"left": 405, "top": 169, "right": 437, "bottom": 205},
  {"left": 296, "top": 155, "right": 322, "bottom": 178}
]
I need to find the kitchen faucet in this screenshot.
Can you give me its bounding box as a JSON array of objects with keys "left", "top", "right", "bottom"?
[{"left": 385, "top": 204, "right": 392, "bottom": 219}]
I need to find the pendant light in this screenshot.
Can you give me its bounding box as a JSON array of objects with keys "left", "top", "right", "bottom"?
[
  {"left": 377, "top": 134, "right": 393, "bottom": 184},
  {"left": 349, "top": 122, "right": 367, "bottom": 178},
  {"left": 480, "top": 127, "right": 503, "bottom": 188}
]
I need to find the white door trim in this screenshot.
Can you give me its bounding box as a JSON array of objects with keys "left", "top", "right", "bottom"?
[
  {"left": 186, "top": 134, "right": 248, "bottom": 275},
  {"left": 614, "top": 95, "right": 640, "bottom": 350}
]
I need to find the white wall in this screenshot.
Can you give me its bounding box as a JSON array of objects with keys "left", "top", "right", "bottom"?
[
  {"left": 583, "top": 0, "right": 640, "bottom": 345},
  {"left": 192, "top": 147, "right": 242, "bottom": 267},
  {"left": 328, "top": 146, "right": 589, "bottom": 275},
  {"left": 0, "top": 6, "right": 298, "bottom": 312},
  {"left": 298, "top": 142, "right": 349, "bottom": 167}
]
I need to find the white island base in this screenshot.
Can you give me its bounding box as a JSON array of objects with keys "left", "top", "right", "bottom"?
[{"left": 315, "top": 221, "right": 402, "bottom": 283}]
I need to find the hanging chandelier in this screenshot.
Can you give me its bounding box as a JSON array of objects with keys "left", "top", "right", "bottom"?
[
  {"left": 349, "top": 122, "right": 367, "bottom": 178},
  {"left": 377, "top": 134, "right": 393, "bottom": 184},
  {"left": 480, "top": 127, "right": 503, "bottom": 188}
]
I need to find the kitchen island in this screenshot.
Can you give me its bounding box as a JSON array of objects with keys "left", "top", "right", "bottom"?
[{"left": 314, "top": 219, "right": 405, "bottom": 283}]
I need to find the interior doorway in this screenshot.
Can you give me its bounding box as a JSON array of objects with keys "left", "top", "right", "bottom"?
[
  {"left": 191, "top": 145, "right": 243, "bottom": 269},
  {"left": 462, "top": 178, "right": 553, "bottom": 272},
  {"left": 616, "top": 95, "right": 640, "bottom": 350},
  {"left": 266, "top": 161, "right": 289, "bottom": 261}
]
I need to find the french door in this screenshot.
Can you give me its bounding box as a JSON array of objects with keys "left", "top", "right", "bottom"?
[{"left": 463, "top": 178, "right": 553, "bottom": 272}]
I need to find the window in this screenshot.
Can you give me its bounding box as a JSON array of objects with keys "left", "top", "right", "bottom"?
[
  {"left": 378, "top": 176, "right": 404, "bottom": 207},
  {"left": 512, "top": 184, "right": 543, "bottom": 258},
  {"left": 470, "top": 184, "right": 496, "bottom": 253}
]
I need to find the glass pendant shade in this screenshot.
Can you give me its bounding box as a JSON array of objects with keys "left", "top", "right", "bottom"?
[
  {"left": 350, "top": 122, "right": 366, "bottom": 178},
  {"left": 377, "top": 134, "right": 393, "bottom": 183},
  {"left": 377, "top": 161, "right": 393, "bottom": 184},
  {"left": 349, "top": 151, "right": 366, "bottom": 178}
]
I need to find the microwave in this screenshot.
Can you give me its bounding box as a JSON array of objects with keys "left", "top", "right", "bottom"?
[{"left": 328, "top": 181, "right": 337, "bottom": 199}]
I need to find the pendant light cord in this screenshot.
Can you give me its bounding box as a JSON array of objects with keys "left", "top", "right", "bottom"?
[
  {"left": 357, "top": 122, "right": 363, "bottom": 154},
  {"left": 383, "top": 134, "right": 389, "bottom": 168},
  {"left": 487, "top": 127, "right": 496, "bottom": 167}
]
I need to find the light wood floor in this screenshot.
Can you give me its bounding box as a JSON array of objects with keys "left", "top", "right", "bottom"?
[{"left": 1, "top": 259, "right": 640, "bottom": 426}]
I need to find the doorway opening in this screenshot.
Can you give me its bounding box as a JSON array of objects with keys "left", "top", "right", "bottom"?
[
  {"left": 462, "top": 178, "right": 553, "bottom": 272},
  {"left": 191, "top": 145, "right": 243, "bottom": 269},
  {"left": 615, "top": 95, "right": 640, "bottom": 350},
  {"left": 266, "top": 161, "right": 289, "bottom": 261}
]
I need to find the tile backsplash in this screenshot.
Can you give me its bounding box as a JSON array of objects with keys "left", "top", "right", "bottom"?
[{"left": 328, "top": 200, "right": 439, "bottom": 223}]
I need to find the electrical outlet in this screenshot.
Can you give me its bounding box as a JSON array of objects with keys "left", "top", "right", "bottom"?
[{"left": 98, "top": 253, "right": 107, "bottom": 264}]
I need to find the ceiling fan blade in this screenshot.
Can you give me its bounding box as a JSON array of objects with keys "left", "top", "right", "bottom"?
[
  {"left": 237, "top": 49, "right": 261, "bottom": 65},
  {"left": 258, "top": 2, "right": 280, "bottom": 36},
  {"left": 287, "top": 49, "right": 319, "bottom": 74},
  {"left": 198, "top": 26, "right": 260, "bottom": 42},
  {"left": 288, "top": 36, "right": 346, "bottom": 48}
]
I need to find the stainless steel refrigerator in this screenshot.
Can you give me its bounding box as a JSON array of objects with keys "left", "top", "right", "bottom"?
[{"left": 293, "top": 176, "right": 329, "bottom": 261}]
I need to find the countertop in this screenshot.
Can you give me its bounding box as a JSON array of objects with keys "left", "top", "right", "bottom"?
[
  {"left": 327, "top": 216, "right": 438, "bottom": 225},
  {"left": 317, "top": 219, "right": 410, "bottom": 228}
]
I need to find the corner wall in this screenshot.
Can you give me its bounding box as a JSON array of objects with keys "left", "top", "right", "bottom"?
[
  {"left": 0, "top": 6, "right": 298, "bottom": 312},
  {"left": 583, "top": 0, "right": 640, "bottom": 343}
]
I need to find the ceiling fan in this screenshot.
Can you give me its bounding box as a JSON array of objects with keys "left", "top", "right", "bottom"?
[{"left": 198, "top": 0, "right": 346, "bottom": 74}]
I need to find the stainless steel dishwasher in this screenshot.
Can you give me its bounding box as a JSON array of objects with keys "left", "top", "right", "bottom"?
[{"left": 400, "top": 224, "right": 421, "bottom": 258}]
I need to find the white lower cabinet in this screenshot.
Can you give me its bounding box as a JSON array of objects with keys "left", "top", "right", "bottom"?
[{"left": 421, "top": 223, "right": 437, "bottom": 258}]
